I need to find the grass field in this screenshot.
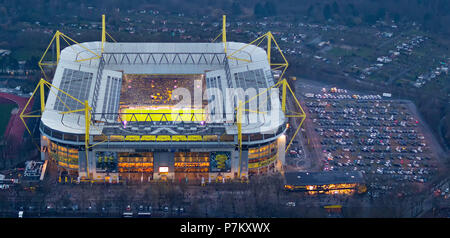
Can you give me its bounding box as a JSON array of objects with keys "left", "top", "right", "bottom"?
[
  {"left": 120, "top": 107, "right": 206, "bottom": 122},
  {"left": 0, "top": 103, "right": 17, "bottom": 138}
]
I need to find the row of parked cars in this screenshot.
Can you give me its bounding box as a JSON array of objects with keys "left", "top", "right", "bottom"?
[
  {"left": 314, "top": 93, "right": 383, "bottom": 100},
  {"left": 304, "top": 93, "right": 438, "bottom": 188}
]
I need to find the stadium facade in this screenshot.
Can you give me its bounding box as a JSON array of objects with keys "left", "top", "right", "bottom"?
[{"left": 38, "top": 39, "right": 289, "bottom": 182}]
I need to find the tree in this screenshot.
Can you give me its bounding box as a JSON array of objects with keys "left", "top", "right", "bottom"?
[
  {"left": 254, "top": 1, "right": 276, "bottom": 18},
  {"left": 307, "top": 5, "right": 315, "bottom": 18},
  {"left": 231, "top": 1, "right": 242, "bottom": 16},
  {"left": 377, "top": 8, "right": 386, "bottom": 21},
  {"left": 323, "top": 4, "right": 332, "bottom": 20},
  {"left": 254, "top": 3, "right": 266, "bottom": 18},
  {"left": 423, "top": 12, "right": 433, "bottom": 29},
  {"left": 332, "top": 1, "right": 340, "bottom": 14},
  {"left": 363, "top": 14, "right": 378, "bottom": 25},
  {"left": 264, "top": 1, "right": 277, "bottom": 17},
  {"left": 347, "top": 3, "right": 359, "bottom": 17},
  {"left": 391, "top": 12, "right": 400, "bottom": 22}
]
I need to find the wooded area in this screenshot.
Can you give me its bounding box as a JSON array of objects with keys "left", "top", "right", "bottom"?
[{"left": 1, "top": 0, "right": 450, "bottom": 34}]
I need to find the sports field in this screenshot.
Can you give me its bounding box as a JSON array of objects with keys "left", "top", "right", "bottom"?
[
  {"left": 0, "top": 103, "right": 16, "bottom": 137},
  {"left": 120, "top": 107, "right": 206, "bottom": 122}
]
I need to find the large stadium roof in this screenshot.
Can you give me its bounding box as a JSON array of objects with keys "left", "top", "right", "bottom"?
[{"left": 41, "top": 41, "right": 285, "bottom": 137}]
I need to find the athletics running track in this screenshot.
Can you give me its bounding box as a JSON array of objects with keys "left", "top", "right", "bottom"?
[{"left": 0, "top": 92, "right": 34, "bottom": 155}]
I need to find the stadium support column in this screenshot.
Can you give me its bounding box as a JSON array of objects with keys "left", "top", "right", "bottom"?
[
  {"left": 222, "top": 15, "right": 227, "bottom": 54},
  {"left": 40, "top": 136, "right": 49, "bottom": 161},
  {"left": 232, "top": 143, "right": 249, "bottom": 179},
  {"left": 277, "top": 134, "right": 286, "bottom": 173},
  {"left": 78, "top": 149, "right": 94, "bottom": 180},
  {"left": 237, "top": 100, "right": 243, "bottom": 177},
  {"left": 267, "top": 32, "right": 271, "bottom": 65},
  {"left": 241, "top": 151, "right": 249, "bottom": 179},
  {"left": 84, "top": 100, "right": 91, "bottom": 179}
]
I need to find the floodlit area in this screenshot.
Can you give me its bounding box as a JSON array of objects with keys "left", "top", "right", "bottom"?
[
  {"left": 118, "top": 74, "right": 207, "bottom": 122},
  {"left": 120, "top": 74, "right": 205, "bottom": 107},
  {"left": 119, "top": 107, "right": 206, "bottom": 122}
]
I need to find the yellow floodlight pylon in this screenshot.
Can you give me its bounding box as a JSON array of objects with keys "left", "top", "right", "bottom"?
[
  {"left": 281, "top": 79, "right": 306, "bottom": 154},
  {"left": 84, "top": 100, "right": 91, "bottom": 178},
  {"left": 20, "top": 78, "right": 86, "bottom": 136},
  {"left": 26, "top": 15, "right": 115, "bottom": 181},
  {"left": 102, "top": 14, "right": 106, "bottom": 53},
  {"left": 100, "top": 14, "right": 117, "bottom": 52},
  {"left": 210, "top": 16, "right": 288, "bottom": 70},
  {"left": 222, "top": 15, "right": 227, "bottom": 54},
  {"left": 38, "top": 31, "right": 102, "bottom": 79},
  {"left": 19, "top": 78, "right": 109, "bottom": 180},
  {"left": 212, "top": 15, "right": 228, "bottom": 55},
  {"left": 227, "top": 31, "right": 289, "bottom": 80},
  {"left": 237, "top": 100, "right": 243, "bottom": 178},
  {"left": 38, "top": 15, "right": 116, "bottom": 80},
  {"left": 235, "top": 78, "right": 306, "bottom": 178},
  {"left": 211, "top": 15, "right": 251, "bottom": 63}
]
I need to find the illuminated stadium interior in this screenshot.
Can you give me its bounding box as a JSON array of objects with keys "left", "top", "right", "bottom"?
[{"left": 118, "top": 74, "right": 207, "bottom": 122}]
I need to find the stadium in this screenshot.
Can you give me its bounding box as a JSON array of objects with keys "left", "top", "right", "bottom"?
[{"left": 23, "top": 15, "right": 305, "bottom": 183}]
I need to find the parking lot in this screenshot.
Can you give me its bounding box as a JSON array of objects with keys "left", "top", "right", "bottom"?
[{"left": 298, "top": 84, "right": 445, "bottom": 194}]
